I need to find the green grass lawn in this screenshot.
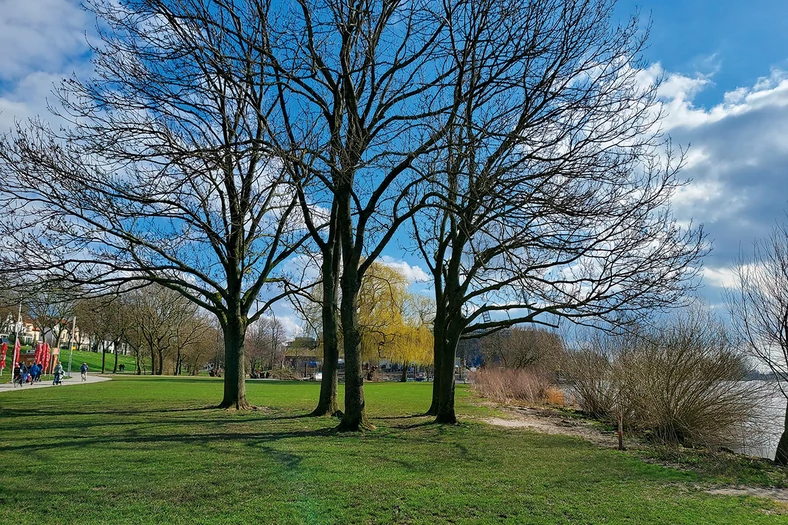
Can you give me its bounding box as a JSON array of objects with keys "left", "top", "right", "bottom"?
[{"left": 0, "top": 378, "right": 785, "bottom": 524}]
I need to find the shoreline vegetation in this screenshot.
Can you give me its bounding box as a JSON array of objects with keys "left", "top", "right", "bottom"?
[{"left": 1, "top": 376, "right": 787, "bottom": 524}]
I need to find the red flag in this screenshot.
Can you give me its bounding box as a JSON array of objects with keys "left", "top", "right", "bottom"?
[
  {"left": 12, "top": 338, "right": 20, "bottom": 369},
  {"left": 0, "top": 341, "right": 7, "bottom": 370},
  {"left": 34, "top": 343, "right": 41, "bottom": 364}
]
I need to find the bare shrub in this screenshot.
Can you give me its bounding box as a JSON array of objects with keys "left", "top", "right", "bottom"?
[
  {"left": 470, "top": 367, "right": 553, "bottom": 404},
  {"left": 565, "top": 307, "right": 762, "bottom": 448},
  {"left": 562, "top": 347, "right": 616, "bottom": 417}
]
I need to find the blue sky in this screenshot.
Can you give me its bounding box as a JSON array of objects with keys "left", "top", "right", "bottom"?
[
  {"left": 618, "top": 0, "right": 788, "bottom": 108},
  {"left": 1, "top": 0, "right": 786, "bottom": 333}
]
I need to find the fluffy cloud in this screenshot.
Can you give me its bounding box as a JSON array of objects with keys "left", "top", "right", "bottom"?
[
  {"left": 379, "top": 256, "right": 431, "bottom": 284},
  {"left": 649, "top": 65, "right": 788, "bottom": 303},
  {"left": 0, "top": 0, "right": 93, "bottom": 129}
]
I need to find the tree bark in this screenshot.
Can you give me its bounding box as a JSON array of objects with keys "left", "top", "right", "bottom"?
[
  {"left": 434, "top": 324, "right": 461, "bottom": 424},
  {"left": 311, "top": 243, "right": 342, "bottom": 417},
  {"left": 156, "top": 348, "right": 164, "bottom": 375},
  {"left": 776, "top": 402, "right": 788, "bottom": 465},
  {"left": 101, "top": 345, "right": 107, "bottom": 374},
  {"left": 113, "top": 341, "right": 119, "bottom": 373},
  {"left": 426, "top": 294, "right": 446, "bottom": 415},
  {"left": 218, "top": 313, "right": 250, "bottom": 410},
  {"left": 400, "top": 363, "right": 408, "bottom": 383},
  {"left": 337, "top": 263, "right": 372, "bottom": 431}
]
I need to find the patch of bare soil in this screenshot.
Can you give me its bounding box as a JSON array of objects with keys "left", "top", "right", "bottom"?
[
  {"left": 483, "top": 405, "right": 620, "bottom": 448},
  {"left": 706, "top": 486, "right": 788, "bottom": 505}
]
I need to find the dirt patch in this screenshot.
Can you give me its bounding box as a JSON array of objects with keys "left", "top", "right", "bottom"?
[
  {"left": 707, "top": 486, "right": 788, "bottom": 503},
  {"left": 484, "top": 405, "right": 621, "bottom": 448}
]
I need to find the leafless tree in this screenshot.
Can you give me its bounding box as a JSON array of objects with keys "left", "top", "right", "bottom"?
[
  {"left": 480, "top": 328, "right": 564, "bottom": 370},
  {"left": 264, "top": 0, "right": 466, "bottom": 430},
  {"left": 0, "top": 0, "right": 311, "bottom": 408},
  {"left": 24, "top": 284, "right": 78, "bottom": 353},
  {"left": 727, "top": 217, "right": 788, "bottom": 464},
  {"left": 247, "top": 315, "right": 287, "bottom": 372},
  {"left": 408, "top": 0, "right": 706, "bottom": 423}
]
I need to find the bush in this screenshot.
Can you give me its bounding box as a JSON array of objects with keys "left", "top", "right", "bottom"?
[
  {"left": 470, "top": 367, "right": 555, "bottom": 404},
  {"left": 268, "top": 367, "right": 301, "bottom": 380},
  {"left": 564, "top": 308, "right": 762, "bottom": 448}
]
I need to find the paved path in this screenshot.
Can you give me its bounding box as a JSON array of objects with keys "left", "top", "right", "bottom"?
[{"left": 0, "top": 373, "right": 111, "bottom": 393}]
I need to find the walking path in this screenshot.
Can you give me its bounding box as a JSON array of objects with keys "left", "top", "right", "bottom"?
[{"left": 0, "top": 373, "right": 111, "bottom": 392}]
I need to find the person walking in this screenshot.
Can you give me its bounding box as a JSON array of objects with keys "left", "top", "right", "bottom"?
[
  {"left": 80, "top": 362, "right": 88, "bottom": 382},
  {"left": 53, "top": 362, "right": 64, "bottom": 385}
]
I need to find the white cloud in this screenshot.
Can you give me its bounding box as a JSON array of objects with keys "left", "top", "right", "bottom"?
[
  {"left": 701, "top": 267, "right": 739, "bottom": 289},
  {"left": 379, "top": 256, "right": 430, "bottom": 283},
  {"left": 0, "top": 0, "right": 94, "bottom": 130}
]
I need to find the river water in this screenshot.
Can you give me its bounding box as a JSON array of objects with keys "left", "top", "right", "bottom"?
[{"left": 732, "top": 382, "right": 786, "bottom": 459}]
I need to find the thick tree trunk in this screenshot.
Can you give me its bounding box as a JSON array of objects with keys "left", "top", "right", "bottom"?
[
  {"left": 775, "top": 402, "right": 788, "bottom": 465},
  {"left": 156, "top": 348, "right": 164, "bottom": 375},
  {"left": 337, "top": 265, "right": 373, "bottom": 431},
  {"left": 426, "top": 298, "right": 446, "bottom": 415},
  {"left": 400, "top": 363, "right": 408, "bottom": 383},
  {"left": 434, "top": 321, "right": 462, "bottom": 424},
  {"left": 113, "top": 342, "right": 119, "bottom": 373},
  {"left": 311, "top": 245, "right": 342, "bottom": 417},
  {"left": 219, "top": 313, "right": 250, "bottom": 410}
]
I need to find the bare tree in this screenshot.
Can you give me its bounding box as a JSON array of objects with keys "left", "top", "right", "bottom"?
[
  {"left": 265, "top": 0, "right": 475, "bottom": 430},
  {"left": 24, "top": 284, "right": 78, "bottom": 354},
  {"left": 480, "top": 328, "right": 564, "bottom": 370},
  {"left": 409, "top": 0, "right": 706, "bottom": 423},
  {"left": 247, "top": 315, "right": 286, "bottom": 373},
  {"left": 727, "top": 217, "right": 788, "bottom": 464},
  {"left": 0, "top": 0, "right": 311, "bottom": 408}
]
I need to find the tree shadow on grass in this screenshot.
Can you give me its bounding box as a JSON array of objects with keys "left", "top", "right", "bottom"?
[{"left": 0, "top": 425, "right": 341, "bottom": 455}]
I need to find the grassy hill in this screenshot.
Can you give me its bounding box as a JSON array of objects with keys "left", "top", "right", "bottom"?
[{"left": 0, "top": 349, "right": 148, "bottom": 383}]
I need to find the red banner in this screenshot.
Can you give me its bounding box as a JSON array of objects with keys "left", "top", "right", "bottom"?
[
  {"left": 13, "top": 338, "right": 20, "bottom": 370},
  {"left": 0, "top": 341, "right": 6, "bottom": 370},
  {"left": 42, "top": 343, "right": 51, "bottom": 373}
]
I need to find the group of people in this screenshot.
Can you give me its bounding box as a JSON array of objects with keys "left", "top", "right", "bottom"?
[
  {"left": 13, "top": 362, "right": 43, "bottom": 385},
  {"left": 12, "top": 361, "right": 74, "bottom": 386}
]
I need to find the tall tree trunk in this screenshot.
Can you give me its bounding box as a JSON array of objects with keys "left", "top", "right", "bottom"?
[
  {"left": 113, "top": 341, "right": 119, "bottom": 373},
  {"left": 219, "top": 313, "right": 250, "bottom": 409},
  {"left": 311, "top": 242, "right": 342, "bottom": 417},
  {"left": 434, "top": 326, "right": 461, "bottom": 424},
  {"left": 156, "top": 348, "right": 164, "bottom": 375},
  {"left": 427, "top": 296, "right": 446, "bottom": 415},
  {"left": 400, "top": 363, "right": 408, "bottom": 383},
  {"left": 775, "top": 402, "right": 788, "bottom": 465},
  {"left": 337, "top": 264, "right": 372, "bottom": 431},
  {"left": 149, "top": 346, "right": 156, "bottom": 376},
  {"left": 175, "top": 346, "right": 182, "bottom": 376},
  {"left": 101, "top": 345, "right": 107, "bottom": 374}
]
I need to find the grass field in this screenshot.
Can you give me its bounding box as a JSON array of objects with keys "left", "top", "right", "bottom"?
[{"left": 0, "top": 377, "right": 786, "bottom": 524}]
